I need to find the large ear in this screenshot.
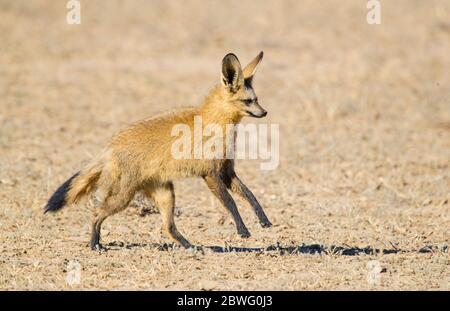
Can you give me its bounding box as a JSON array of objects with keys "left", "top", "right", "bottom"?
[
  {"left": 221, "top": 53, "right": 244, "bottom": 92},
  {"left": 243, "top": 51, "right": 263, "bottom": 85}
]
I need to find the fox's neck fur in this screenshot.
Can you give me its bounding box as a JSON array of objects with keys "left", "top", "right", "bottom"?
[{"left": 200, "top": 85, "right": 243, "bottom": 126}]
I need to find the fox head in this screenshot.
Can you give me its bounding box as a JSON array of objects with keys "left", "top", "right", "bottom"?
[{"left": 219, "top": 52, "right": 267, "bottom": 119}]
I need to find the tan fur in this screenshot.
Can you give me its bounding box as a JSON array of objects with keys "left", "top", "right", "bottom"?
[
  {"left": 54, "top": 52, "right": 272, "bottom": 250},
  {"left": 66, "top": 154, "right": 105, "bottom": 205}
]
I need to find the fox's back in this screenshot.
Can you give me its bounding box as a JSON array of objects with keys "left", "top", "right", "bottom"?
[
  {"left": 107, "top": 107, "right": 226, "bottom": 182},
  {"left": 109, "top": 107, "right": 197, "bottom": 150}
]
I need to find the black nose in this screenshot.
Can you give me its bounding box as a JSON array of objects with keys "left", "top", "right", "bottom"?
[{"left": 261, "top": 110, "right": 267, "bottom": 117}]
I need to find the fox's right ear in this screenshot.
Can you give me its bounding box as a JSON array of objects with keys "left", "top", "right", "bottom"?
[
  {"left": 221, "top": 53, "right": 244, "bottom": 93},
  {"left": 243, "top": 51, "right": 263, "bottom": 85},
  {"left": 243, "top": 51, "right": 263, "bottom": 78}
]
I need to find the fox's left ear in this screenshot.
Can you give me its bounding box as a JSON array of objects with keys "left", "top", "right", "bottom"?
[
  {"left": 221, "top": 53, "right": 244, "bottom": 93},
  {"left": 243, "top": 51, "right": 263, "bottom": 84}
]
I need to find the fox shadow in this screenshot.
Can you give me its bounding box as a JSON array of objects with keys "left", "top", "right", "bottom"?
[{"left": 105, "top": 241, "right": 441, "bottom": 256}]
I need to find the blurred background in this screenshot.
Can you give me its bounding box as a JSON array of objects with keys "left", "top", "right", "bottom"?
[{"left": 0, "top": 1, "right": 449, "bottom": 290}]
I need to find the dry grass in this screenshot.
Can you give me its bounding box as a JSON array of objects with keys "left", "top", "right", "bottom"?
[{"left": 0, "top": 0, "right": 449, "bottom": 290}]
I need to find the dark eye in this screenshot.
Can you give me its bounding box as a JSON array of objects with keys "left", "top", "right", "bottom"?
[{"left": 242, "top": 99, "right": 254, "bottom": 105}]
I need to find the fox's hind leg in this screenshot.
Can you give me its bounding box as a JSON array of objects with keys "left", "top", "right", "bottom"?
[
  {"left": 144, "top": 182, "right": 193, "bottom": 249},
  {"left": 90, "top": 185, "right": 135, "bottom": 250},
  {"left": 90, "top": 208, "right": 111, "bottom": 250}
]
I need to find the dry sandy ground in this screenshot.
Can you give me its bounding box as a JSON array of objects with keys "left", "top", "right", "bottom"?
[{"left": 0, "top": 1, "right": 449, "bottom": 290}]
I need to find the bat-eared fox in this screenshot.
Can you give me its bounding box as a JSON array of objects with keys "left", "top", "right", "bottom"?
[{"left": 45, "top": 52, "right": 272, "bottom": 250}]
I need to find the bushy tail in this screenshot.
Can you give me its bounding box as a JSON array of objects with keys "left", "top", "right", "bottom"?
[{"left": 44, "top": 159, "right": 103, "bottom": 213}]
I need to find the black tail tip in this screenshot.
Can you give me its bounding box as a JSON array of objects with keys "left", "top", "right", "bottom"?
[
  {"left": 44, "top": 172, "right": 79, "bottom": 214},
  {"left": 44, "top": 202, "right": 59, "bottom": 214}
]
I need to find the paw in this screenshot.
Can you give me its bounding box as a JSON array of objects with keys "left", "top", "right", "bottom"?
[
  {"left": 239, "top": 229, "right": 251, "bottom": 239},
  {"left": 90, "top": 243, "right": 106, "bottom": 252},
  {"left": 260, "top": 220, "right": 272, "bottom": 228},
  {"left": 179, "top": 240, "right": 195, "bottom": 250},
  {"left": 182, "top": 243, "right": 195, "bottom": 250}
]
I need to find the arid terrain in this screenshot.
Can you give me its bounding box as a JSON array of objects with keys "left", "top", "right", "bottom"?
[{"left": 0, "top": 0, "right": 449, "bottom": 290}]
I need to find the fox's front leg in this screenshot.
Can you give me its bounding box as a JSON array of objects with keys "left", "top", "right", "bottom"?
[
  {"left": 203, "top": 175, "right": 251, "bottom": 238},
  {"left": 221, "top": 166, "right": 272, "bottom": 228}
]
